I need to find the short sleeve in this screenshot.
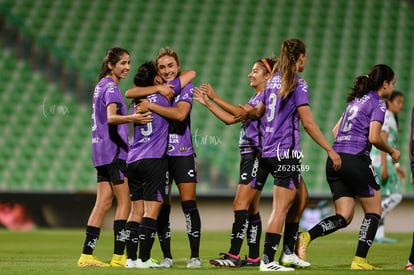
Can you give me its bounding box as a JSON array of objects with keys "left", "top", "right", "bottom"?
[
  {"left": 370, "top": 99, "right": 386, "bottom": 125},
  {"left": 177, "top": 83, "right": 194, "bottom": 104},
  {"left": 248, "top": 92, "right": 264, "bottom": 108},
  {"left": 294, "top": 78, "right": 310, "bottom": 107},
  {"left": 103, "top": 82, "right": 123, "bottom": 106}
]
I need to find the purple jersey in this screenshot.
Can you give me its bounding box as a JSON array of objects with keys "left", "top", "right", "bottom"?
[
  {"left": 167, "top": 82, "right": 195, "bottom": 156},
  {"left": 127, "top": 94, "right": 171, "bottom": 163},
  {"left": 239, "top": 91, "right": 264, "bottom": 154},
  {"left": 261, "top": 72, "right": 310, "bottom": 158},
  {"left": 410, "top": 107, "right": 414, "bottom": 174},
  {"left": 333, "top": 92, "right": 386, "bottom": 156},
  {"left": 168, "top": 77, "right": 181, "bottom": 94},
  {"left": 91, "top": 77, "right": 129, "bottom": 167}
]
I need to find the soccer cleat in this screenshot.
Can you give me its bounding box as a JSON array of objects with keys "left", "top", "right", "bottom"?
[
  {"left": 279, "top": 252, "right": 310, "bottom": 268},
  {"left": 77, "top": 253, "right": 110, "bottom": 267},
  {"left": 159, "top": 257, "right": 173, "bottom": 268},
  {"left": 295, "top": 231, "right": 310, "bottom": 260},
  {"left": 125, "top": 258, "right": 142, "bottom": 268},
  {"left": 259, "top": 261, "right": 294, "bottom": 272},
  {"left": 374, "top": 237, "right": 397, "bottom": 244},
  {"left": 109, "top": 254, "right": 126, "bottom": 267},
  {"left": 187, "top": 257, "right": 202, "bottom": 268},
  {"left": 136, "top": 258, "right": 160, "bottom": 268},
  {"left": 241, "top": 256, "right": 261, "bottom": 267},
  {"left": 405, "top": 261, "right": 414, "bottom": 270},
  {"left": 210, "top": 253, "right": 241, "bottom": 267},
  {"left": 351, "top": 256, "right": 382, "bottom": 270}
]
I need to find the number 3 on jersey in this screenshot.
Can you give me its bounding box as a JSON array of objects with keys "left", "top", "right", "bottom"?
[
  {"left": 340, "top": 105, "right": 359, "bottom": 132},
  {"left": 266, "top": 93, "right": 277, "bottom": 122},
  {"left": 91, "top": 103, "right": 97, "bottom": 132}
]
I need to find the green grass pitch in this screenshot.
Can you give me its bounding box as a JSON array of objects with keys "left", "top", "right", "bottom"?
[{"left": 0, "top": 229, "right": 411, "bottom": 274}]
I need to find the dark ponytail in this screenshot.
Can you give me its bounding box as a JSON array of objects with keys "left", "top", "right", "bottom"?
[
  {"left": 274, "top": 39, "right": 307, "bottom": 99},
  {"left": 346, "top": 64, "right": 394, "bottom": 103}
]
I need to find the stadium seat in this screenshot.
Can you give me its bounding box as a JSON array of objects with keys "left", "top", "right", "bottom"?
[{"left": 0, "top": 0, "right": 413, "bottom": 196}]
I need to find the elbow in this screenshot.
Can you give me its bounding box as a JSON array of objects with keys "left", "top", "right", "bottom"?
[
  {"left": 252, "top": 109, "right": 265, "bottom": 120},
  {"left": 125, "top": 89, "right": 133, "bottom": 98},
  {"left": 249, "top": 113, "right": 258, "bottom": 120},
  {"left": 332, "top": 127, "right": 338, "bottom": 137},
  {"left": 107, "top": 113, "right": 123, "bottom": 125},
  {"left": 368, "top": 136, "right": 375, "bottom": 145},
  {"left": 302, "top": 121, "right": 313, "bottom": 132},
  {"left": 176, "top": 113, "right": 187, "bottom": 122},
  {"left": 248, "top": 111, "right": 260, "bottom": 120},
  {"left": 189, "top": 70, "right": 196, "bottom": 79},
  {"left": 107, "top": 117, "right": 116, "bottom": 124},
  {"left": 369, "top": 136, "right": 381, "bottom": 147}
]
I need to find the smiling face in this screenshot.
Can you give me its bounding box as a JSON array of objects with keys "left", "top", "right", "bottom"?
[
  {"left": 156, "top": 55, "right": 180, "bottom": 82},
  {"left": 248, "top": 62, "right": 271, "bottom": 92},
  {"left": 108, "top": 53, "right": 130, "bottom": 83}
]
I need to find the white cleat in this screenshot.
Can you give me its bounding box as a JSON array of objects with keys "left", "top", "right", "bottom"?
[
  {"left": 260, "top": 261, "right": 294, "bottom": 272},
  {"left": 125, "top": 258, "right": 142, "bottom": 268},
  {"left": 159, "top": 257, "right": 173, "bottom": 268},
  {"left": 279, "top": 253, "right": 311, "bottom": 268},
  {"left": 187, "top": 257, "right": 201, "bottom": 268},
  {"left": 136, "top": 258, "right": 160, "bottom": 268}
]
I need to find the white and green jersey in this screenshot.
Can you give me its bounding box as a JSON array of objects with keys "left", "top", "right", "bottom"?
[
  {"left": 370, "top": 109, "right": 401, "bottom": 195},
  {"left": 371, "top": 109, "right": 398, "bottom": 168}
]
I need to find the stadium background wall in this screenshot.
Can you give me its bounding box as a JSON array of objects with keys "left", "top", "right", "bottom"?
[
  {"left": 1, "top": 193, "right": 413, "bottom": 232},
  {"left": 0, "top": 1, "right": 414, "bottom": 212}
]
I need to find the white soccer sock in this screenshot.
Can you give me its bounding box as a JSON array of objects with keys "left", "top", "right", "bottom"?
[
  {"left": 375, "top": 224, "right": 384, "bottom": 239},
  {"left": 381, "top": 193, "right": 402, "bottom": 218}
]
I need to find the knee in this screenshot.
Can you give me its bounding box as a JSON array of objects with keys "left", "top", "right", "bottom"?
[
  {"left": 96, "top": 198, "right": 113, "bottom": 212},
  {"left": 129, "top": 211, "right": 143, "bottom": 222},
  {"left": 116, "top": 200, "right": 131, "bottom": 213},
  {"left": 178, "top": 184, "right": 196, "bottom": 202},
  {"left": 336, "top": 213, "right": 352, "bottom": 226},
  {"left": 130, "top": 205, "right": 144, "bottom": 220},
  {"left": 248, "top": 203, "right": 259, "bottom": 215},
  {"left": 233, "top": 199, "right": 249, "bottom": 211}
]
